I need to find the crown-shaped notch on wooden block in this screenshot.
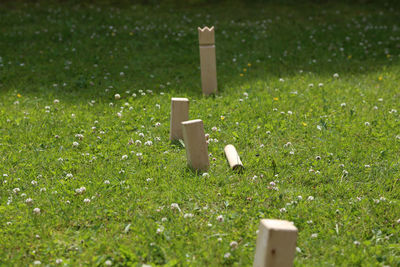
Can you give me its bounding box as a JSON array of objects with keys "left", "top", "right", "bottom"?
[{"left": 198, "top": 26, "right": 215, "bottom": 45}]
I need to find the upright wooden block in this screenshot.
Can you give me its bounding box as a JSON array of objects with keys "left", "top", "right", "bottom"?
[
  {"left": 181, "top": 119, "right": 209, "bottom": 171},
  {"left": 253, "top": 219, "right": 298, "bottom": 267},
  {"left": 170, "top": 97, "right": 189, "bottom": 140},
  {"left": 198, "top": 26, "right": 217, "bottom": 95},
  {"left": 224, "top": 144, "right": 244, "bottom": 171}
]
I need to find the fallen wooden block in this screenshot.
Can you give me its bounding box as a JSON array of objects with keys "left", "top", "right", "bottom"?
[
  {"left": 224, "top": 144, "right": 244, "bottom": 172},
  {"left": 181, "top": 119, "right": 209, "bottom": 171},
  {"left": 198, "top": 26, "right": 217, "bottom": 95},
  {"left": 253, "top": 219, "right": 298, "bottom": 267},
  {"left": 170, "top": 97, "right": 189, "bottom": 140}
]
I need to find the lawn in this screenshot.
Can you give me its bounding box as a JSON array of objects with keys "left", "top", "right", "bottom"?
[{"left": 0, "top": 0, "right": 400, "bottom": 266}]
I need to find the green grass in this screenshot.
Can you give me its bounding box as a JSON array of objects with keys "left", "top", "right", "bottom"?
[{"left": 1, "top": 0, "right": 400, "bottom": 266}]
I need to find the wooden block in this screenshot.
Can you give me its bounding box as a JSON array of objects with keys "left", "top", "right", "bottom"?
[
  {"left": 224, "top": 144, "right": 244, "bottom": 172},
  {"left": 198, "top": 26, "right": 217, "bottom": 95},
  {"left": 181, "top": 119, "right": 209, "bottom": 171},
  {"left": 253, "top": 219, "right": 298, "bottom": 267},
  {"left": 170, "top": 97, "right": 189, "bottom": 140}
]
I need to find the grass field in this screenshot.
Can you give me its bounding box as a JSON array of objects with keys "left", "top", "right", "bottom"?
[{"left": 1, "top": 0, "right": 400, "bottom": 266}]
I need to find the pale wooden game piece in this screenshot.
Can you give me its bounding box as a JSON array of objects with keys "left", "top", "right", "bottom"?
[
  {"left": 181, "top": 119, "right": 209, "bottom": 171},
  {"left": 253, "top": 219, "right": 298, "bottom": 267},
  {"left": 224, "top": 144, "right": 244, "bottom": 171},
  {"left": 170, "top": 97, "right": 189, "bottom": 140},
  {"left": 198, "top": 26, "right": 217, "bottom": 95}
]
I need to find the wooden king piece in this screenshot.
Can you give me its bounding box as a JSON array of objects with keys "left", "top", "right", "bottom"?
[
  {"left": 253, "top": 219, "right": 298, "bottom": 267},
  {"left": 170, "top": 97, "right": 189, "bottom": 140},
  {"left": 198, "top": 26, "right": 217, "bottom": 95},
  {"left": 181, "top": 119, "right": 209, "bottom": 171}
]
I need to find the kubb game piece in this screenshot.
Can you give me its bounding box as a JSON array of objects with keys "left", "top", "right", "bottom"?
[
  {"left": 198, "top": 26, "right": 217, "bottom": 95},
  {"left": 224, "top": 144, "right": 244, "bottom": 172},
  {"left": 253, "top": 219, "right": 298, "bottom": 267},
  {"left": 170, "top": 97, "right": 189, "bottom": 140},
  {"left": 181, "top": 119, "right": 210, "bottom": 171}
]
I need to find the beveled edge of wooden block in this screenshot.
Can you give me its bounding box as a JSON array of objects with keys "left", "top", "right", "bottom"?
[
  {"left": 181, "top": 119, "right": 203, "bottom": 125},
  {"left": 171, "top": 97, "right": 189, "bottom": 102},
  {"left": 260, "top": 219, "right": 298, "bottom": 232},
  {"left": 198, "top": 26, "right": 215, "bottom": 45}
]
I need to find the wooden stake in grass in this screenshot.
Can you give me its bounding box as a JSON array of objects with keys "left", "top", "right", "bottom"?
[
  {"left": 170, "top": 97, "right": 189, "bottom": 140},
  {"left": 253, "top": 219, "right": 298, "bottom": 267},
  {"left": 224, "top": 144, "right": 244, "bottom": 172},
  {"left": 198, "top": 26, "right": 217, "bottom": 95},
  {"left": 181, "top": 119, "right": 209, "bottom": 171}
]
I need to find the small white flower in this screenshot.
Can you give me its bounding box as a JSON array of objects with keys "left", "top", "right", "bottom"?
[
  {"left": 104, "top": 180, "right": 110, "bottom": 184},
  {"left": 230, "top": 241, "right": 238, "bottom": 250},
  {"left": 155, "top": 122, "right": 161, "bottom": 127},
  {"left": 66, "top": 173, "right": 73, "bottom": 178},
  {"left": 353, "top": 241, "right": 360, "bottom": 246},
  {"left": 224, "top": 252, "right": 231, "bottom": 258},
  {"left": 138, "top": 133, "right": 144, "bottom": 138},
  {"left": 170, "top": 203, "right": 181, "bottom": 212},
  {"left": 122, "top": 155, "right": 128, "bottom": 160},
  {"left": 117, "top": 112, "right": 122, "bottom": 118},
  {"left": 216, "top": 215, "right": 224, "bottom": 222},
  {"left": 279, "top": 208, "right": 287, "bottom": 213},
  {"left": 72, "top": 141, "right": 79, "bottom": 147},
  {"left": 55, "top": 259, "right": 63, "bottom": 264},
  {"left": 311, "top": 233, "right": 318, "bottom": 238},
  {"left": 202, "top": 172, "right": 210, "bottom": 177},
  {"left": 31, "top": 180, "right": 38, "bottom": 186},
  {"left": 33, "top": 208, "right": 41, "bottom": 214},
  {"left": 25, "top": 198, "right": 33, "bottom": 205},
  {"left": 13, "top": 188, "right": 20, "bottom": 194},
  {"left": 105, "top": 260, "right": 112, "bottom": 266},
  {"left": 318, "top": 83, "right": 324, "bottom": 87},
  {"left": 84, "top": 198, "right": 91, "bottom": 203},
  {"left": 307, "top": 196, "right": 314, "bottom": 201},
  {"left": 184, "top": 213, "right": 194, "bottom": 218},
  {"left": 114, "top": 94, "right": 121, "bottom": 100},
  {"left": 54, "top": 99, "right": 60, "bottom": 104},
  {"left": 144, "top": 140, "right": 153, "bottom": 146},
  {"left": 333, "top": 73, "right": 339, "bottom": 78},
  {"left": 33, "top": 261, "right": 41, "bottom": 265},
  {"left": 341, "top": 103, "right": 346, "bottom": 107},
  {"left": 161, "top": 217, "right": 168, "bottom": 222},
  {"left": 297, "top": 195, "right": 303, "bottom": 200},
  {"left": 365, "top": 122, "right": 370, "bottom": 126}
]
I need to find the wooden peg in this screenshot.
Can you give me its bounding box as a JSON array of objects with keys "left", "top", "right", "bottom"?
[
  {"left": 224, "top": 144, "right": 244, "bottom": 172},
  {"left": 198, "top": 26, "right": 217, "bottom": 95},
  {"left": 181, "top": 119, "right": 209, "bottom": 171},
  {"left": 253, "top": 219, "right": 298, "bottom": 267},
  {"left": 170, "top": 97, "right": 189, "bottom": 140}
]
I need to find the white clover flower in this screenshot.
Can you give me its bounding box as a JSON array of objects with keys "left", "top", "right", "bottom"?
[
  {"left": 84, "top": 198, "right": 91, "bottom": 203},
  {"left": 202, "top": 173, "right": 210, "bottom": 177},
  {"left": 122, "top": 155, "right": 128, "bottom": 160},
  {"left": 161, "top": 217, "right": 168, "bottom": 222},
  {"left": 114, "top": 94, "right": 121, "bottom": 100},
  {"left": 224, "top": 252, "right": 231, "bottom": 258},
  {"left": 341, "top": 103, "right": 346, "bottom": 107},
  {"left": 72, "top": 141, "right": 79, "bottom": 147},
  {"left": 33, "top": 261, "right": 41, "bottom": 265},
  {"left": 13, "top": 188, "right": 20, "bottom": 194},
  {"left": 365, "top": 122, "right": 370, "bottom": 126},
  {"left": 156, "top": 227, "right": 164, "bottom": 234},
  {"left": 311, "top": 233, "right": 318, "bottom": 238},
  {"left": 155, "top": 122, "right": 161, "bottom": 127},
  {"left": 230, "top": 241, "right": 238, "bottom": 250},
  {"left": 55, "top": 259, "right": 63, "bottom": 264},
  {"left": 66, "top": 173, "right": 73, "bottom": 178},
  {"left": 21, "top": 193, "right": 26, "bottom": 197},
  {"left": 138, "top": 133, "right": 144, "bottom": 138},
  {"left": 216, "top": 215, "right": 224, "bottom": 222},
  {"left": 71, "top": 113, "right": 76, "bottom": 118},
  {"left": 25, "top": 198, "right": 33, "bottom": 205},
  {"left": 279, "top": 208, "right": 287, "bottom": 213},
  {"left": 75, "top": 134, "right": 84, "bottom": 140},
  {"left": 279, "top": 78, "right": 284, "bottom": 82},
  {"left": 307, "top": 196, "right": 314, "bottom": 201},
  {"left": 297, "top": 195, "right": 303, "bottom": 200},
  {"left": 333, "top": 73, "right": 339, "bottom": 78},
  {"left": 170, "top": 203, "right": 181, "bottom": 212},
  {"left": 144, "top": 141, "right": 153, "bottom": 146},
  {"left": 353, "top": 241, "right": 360, "bottom": 246},
  {"left": 104, "top": 180, "right": 110, "bottom": 185},
  {"left": 184, "top": 213, "right": 194, "bottom": 218},
  {"left": 211, "top": 126, "right": 217, "bottom": 131},
  {"left": 33, "top": 208, "right": 41, "bottom": 214},
  {"left": 31, "top": 180, "right": 38, "bottom": 186},
  {"left": 54, "top": 99, "right": 60, "bottom": 104},
  {"left": 117, "top": 112, "right": 122, "bottom": 118}
]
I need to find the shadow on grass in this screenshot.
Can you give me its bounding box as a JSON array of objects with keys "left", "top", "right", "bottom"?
[{"left": 0, "top": 0, "right": 399, "bottom": 102}]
